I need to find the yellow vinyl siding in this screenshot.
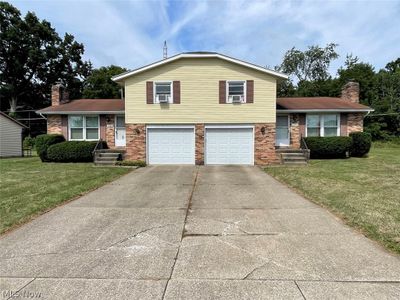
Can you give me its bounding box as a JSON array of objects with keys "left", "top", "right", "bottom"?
[{"left": 125, "top": 58, "right": 276, "bottom": 123}]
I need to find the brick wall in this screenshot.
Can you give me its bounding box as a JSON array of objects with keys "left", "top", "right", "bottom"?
[
  {"left": 195, "top": 124, "right": 205, "bottom": 165},
  {"left": 105, "top": 115, "right": 115, "bottom": 148},
  {"left": 47, "top": 115, "right": 62, "bottom": 135},
  {"left": 125, "top": 124, "right": 146, "bottom": 161},
  {"left": 254, "top": 123, "right": 278, "bottom": 165},
  {"left": 289, "top": 114, "right": 301, "bottom": 149},
  {"left": 347, "top": 113, "right": 364, "bottom": 134}
]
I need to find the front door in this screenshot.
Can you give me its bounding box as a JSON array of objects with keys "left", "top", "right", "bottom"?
[
  {"left": 115, "top": 116, "right": 126, "bottom": 147},
  {"left": 276, "top": 115, "right": 290, "bottom": 147}
]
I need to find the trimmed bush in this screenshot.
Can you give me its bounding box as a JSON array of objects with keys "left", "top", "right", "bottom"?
[
  {"left": 47, "top": 141, "right": 106, "bottom": 162},
  {"left": 304, "top": 136, "right": 352, "bottom": 159},
  {"left": 115, "top": 160, "right": 146, "bottom": 167},
  {"left": 35, "top": 134, "right": 65, "bottom": 162},
  {"left": 23, "top": 136, "right": 36, "bottom": 149},
  {"left": 350, "top": 132, "right": 372, "bottom": 157}
]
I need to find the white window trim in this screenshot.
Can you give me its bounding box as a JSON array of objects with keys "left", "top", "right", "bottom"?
[
  {"left": 305, "top": 114, "right": 340, "bottom": 137},
  {"left": 68, "top": 115, "right": 100, "bottom": 141},
  {"left": 153, "top": 81, "right": 173, "bottom": 104},
  {"left": 226, "top": 80, "right": 246, "bottom": 104}
]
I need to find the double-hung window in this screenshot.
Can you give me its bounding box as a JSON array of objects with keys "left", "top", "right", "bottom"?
[
  {"left": 69, "top": 115, "right": 99, "bottom": 140},
  {"left": 154, "top": 82, "right": 173, "bottom": 103},
  {"left": 306, "top": 114, "right": 339, "bottom": 137},
  {"left": 227, "top": 81, "right": 246, "bottom": 103}
]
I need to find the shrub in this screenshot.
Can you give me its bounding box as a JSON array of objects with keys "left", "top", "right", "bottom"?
[
  {"left": 350, "top": 132, "right": 372, "bottom": 157},
  {"left": 35, "top": 134, "right": 65, "bottom": 162},
  {"left": 304, "top": 136, "right": 352, "bottom": 159},
  {"left": 47, "top": 141, "right": 108, "bottom": 162},
  {"left": 23, "top": 136, "right": 36, "bottom": 149},
  {"left": 115, "top": 160, "right": 146, "bottom": 167}
]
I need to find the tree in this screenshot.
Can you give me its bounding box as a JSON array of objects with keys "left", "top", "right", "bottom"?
[
  {"left": 0, "top": 2, "right": 91, "bottom": 112},
  {"left": 277, "top": 43, "right": 339, "bottom": 82},
  {"left": 82, "top": 65, "right": 127, "bottom": 99}
]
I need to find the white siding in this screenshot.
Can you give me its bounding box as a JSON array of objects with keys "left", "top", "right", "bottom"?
[{"left": 0, "top": 115, "right": 23, "bottom": 157}]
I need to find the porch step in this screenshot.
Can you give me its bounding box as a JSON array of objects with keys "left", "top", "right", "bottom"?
[
  {"left": 94, "top": 149, "right": 125, "bottom": 165},
  {"left": 277, "top": 149, "right": 309, "bottom": 165}
]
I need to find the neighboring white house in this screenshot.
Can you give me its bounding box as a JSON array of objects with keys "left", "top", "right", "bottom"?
[{"left": 0, "top": 112, "right": 27, "bottom": 157}]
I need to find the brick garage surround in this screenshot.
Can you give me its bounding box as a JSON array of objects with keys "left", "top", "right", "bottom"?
[
  {"left": 254, "top": 123, "right": 278, "bottom": 165},
  {"left": 347, "top": 113, "right": 364, "bottom": 134},
  {"left": 125, "top": 124, "right": 146, "bottom": 161},
  {"left": 195, "top": 124, "right": 205, "bottom": 165}
]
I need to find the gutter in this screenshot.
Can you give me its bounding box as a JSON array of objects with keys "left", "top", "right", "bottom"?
[
  {"left": 276, "top": 109, "right": 374, "bottom": 113},
  {"left": 35, "top": 111, "right": 125, "bottom": 115}
]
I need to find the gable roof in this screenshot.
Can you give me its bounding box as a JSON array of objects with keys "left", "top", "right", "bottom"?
[
  {"left": 0, "top": 111, "right": 28, "bottom": 128},
  {"left": 37, "top": 99, "right": 124, "bottom": 114},
  {"left": 112, "top": 52, "right": 288, "bottom": 81},
  {"left": 277, "top": 97, "right": 373, "bottom": 112}
]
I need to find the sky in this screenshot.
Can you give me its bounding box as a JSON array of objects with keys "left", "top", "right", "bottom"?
[{"left": 11, "top": 0, "right": 400, "bottom": 77}]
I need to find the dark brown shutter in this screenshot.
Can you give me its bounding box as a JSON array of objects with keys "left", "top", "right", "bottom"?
[
  {"left": 246, "top": 80, "right": 254, "bottom": 103},
  {"left": 219, "top": 81, "right": 226, "bottom": 104},
  {"left": 173, "top": 81, "right": 180, "bottom": 104},
  {"left": 146, "top": 81, "right": 153, "bottom": 104}
]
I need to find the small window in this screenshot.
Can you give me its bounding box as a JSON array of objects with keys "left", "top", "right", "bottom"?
[
  {"left": 227, "top": 81, "right": 246, "bottom": 103},
  {"left": 154, "top": 82, "right": 172, "bottom": 103},
  {"left": 69, "top": 115, "right": 99, "bottom": 141},
  {"left": 306, "top": 114, "right": 339, "bottom": 137}
]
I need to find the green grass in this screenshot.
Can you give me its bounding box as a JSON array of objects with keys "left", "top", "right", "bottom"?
[
  {"left": 265, "top": 143, "right": 400, "bottom": 254},
  {"left": 0, "top": 157, "right": 132, "bottom": 234}
]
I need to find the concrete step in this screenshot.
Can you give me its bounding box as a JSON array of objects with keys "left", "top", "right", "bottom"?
[
  {"left": 95, "top": 149, "right": 126, "bottom": 154},
  {"left": 94, "top": 160, "right": 117, "bottom": 165},
  {"left": 283, "top": 156, "right": 307, "bottom": 161},
  {"left": 95, "top": 157, "right": 118, "bottom": 162},
  {"left": 98, "top": 153, "right": 121, "bottom": 158}
]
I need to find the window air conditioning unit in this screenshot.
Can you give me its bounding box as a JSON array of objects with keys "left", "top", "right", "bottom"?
[
  {"left": 230, "top": 95, "right": 243, "bottom": 103},
  {"left": 157, "top": 94, "right": 170, "bottom": 103}
]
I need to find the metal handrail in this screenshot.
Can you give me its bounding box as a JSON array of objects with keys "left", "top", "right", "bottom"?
[
  {"left": 92, "top": 139, "right": 104, "bottom": 155},
  {"left": 300, "top": 135, "right": 310, "bottom": 161}
]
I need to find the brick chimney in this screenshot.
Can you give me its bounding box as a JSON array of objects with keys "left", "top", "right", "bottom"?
[
  {"left": 51, "top": 83, "right": 69, "bottom": 106},
  {"left": 341, "top": 80, "right": 359, "bottom": 103}
]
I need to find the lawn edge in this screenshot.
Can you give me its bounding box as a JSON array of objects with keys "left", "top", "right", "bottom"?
[
  {"left": 0, "top": 167, "right": 135, "bottom": 237},
  {"left": 263, "top": 167, "right": 400, "bottom": 256}
]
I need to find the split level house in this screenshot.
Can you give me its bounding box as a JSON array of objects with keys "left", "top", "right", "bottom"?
[{"left": 37, "top": 52, "right": 373, "bottom": 165}]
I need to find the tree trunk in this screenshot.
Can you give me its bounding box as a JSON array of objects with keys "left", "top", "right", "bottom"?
[{"left": 9, "top": 96, "right": 17, "bottom": 113}]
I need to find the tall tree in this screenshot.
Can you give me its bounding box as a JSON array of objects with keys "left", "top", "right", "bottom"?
[
  {"left": 277, "top": 43, "right": 339, "bottom": 82},
  {"left": 82, "top": 65, "right": 127, "bottom": 99},
  {"left": 0, "top": 2, "right": 91, "bottom": 112}
]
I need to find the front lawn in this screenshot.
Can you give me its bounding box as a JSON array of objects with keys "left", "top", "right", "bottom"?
[
  {"left": 0, "top": 157, "right": 132, "bottom": 234},
  {"left": 265, "top": 143, "right": 400, "bottom": 254}
]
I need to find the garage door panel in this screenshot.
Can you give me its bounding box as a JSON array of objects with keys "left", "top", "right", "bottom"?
[
  {"left": 148, "top": 128, "right": 195, "bottom": 164},
  {"left": 205, "top": 128, "right": 253, "bottom": 165}
]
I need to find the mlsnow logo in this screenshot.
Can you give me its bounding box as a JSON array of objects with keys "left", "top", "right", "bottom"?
[{"left": 2, "top": 290, "right": 42, "bottom": 298}]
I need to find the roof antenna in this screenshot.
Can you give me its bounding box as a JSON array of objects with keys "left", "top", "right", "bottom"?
[{"left": 163, "top": 41, "right": 167, "bottom": 59}]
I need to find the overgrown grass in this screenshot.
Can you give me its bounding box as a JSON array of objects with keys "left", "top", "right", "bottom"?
[
  {"left": 265, "top": 144, "right": 400, "bottom": 254},
  {"left": 0, "top": 157, "right": 132, "bottom": 234}
]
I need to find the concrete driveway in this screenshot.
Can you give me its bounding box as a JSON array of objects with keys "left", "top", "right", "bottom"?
[{"left": 1, "top": 166, "right": 399, "bottom": 299}]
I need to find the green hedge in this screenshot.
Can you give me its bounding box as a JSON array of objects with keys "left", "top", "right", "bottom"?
[
  {"left": 304, "top": 136, "right": 352, "bottom": 159},
  {"left": 47, "top": 141, "right": 106, "bottom": 162},
  {"left": 35, "top": 134, "right": 65, "bottom": 162},
  {"left": 350, "top": 132, "right": 372, "bottom": 157}
]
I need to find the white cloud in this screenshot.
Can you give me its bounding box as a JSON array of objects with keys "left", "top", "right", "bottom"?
[{"left": 11, "top": 0, "right": 400, "bottom": 74}]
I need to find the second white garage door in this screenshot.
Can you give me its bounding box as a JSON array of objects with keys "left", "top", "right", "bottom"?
[
  {"left": 205, "top": 127, "right": 254, "bottom": 165},
  {"left": 147, "top": 127, "right": 195, "bottom": 164}
]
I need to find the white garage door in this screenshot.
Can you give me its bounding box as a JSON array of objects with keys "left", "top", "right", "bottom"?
[
  {"left": 205, "top": 128, "right": 254, "bottom": 165},
  {"left": 147, "top": 127, "right": 195, "bottom": 164}
]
